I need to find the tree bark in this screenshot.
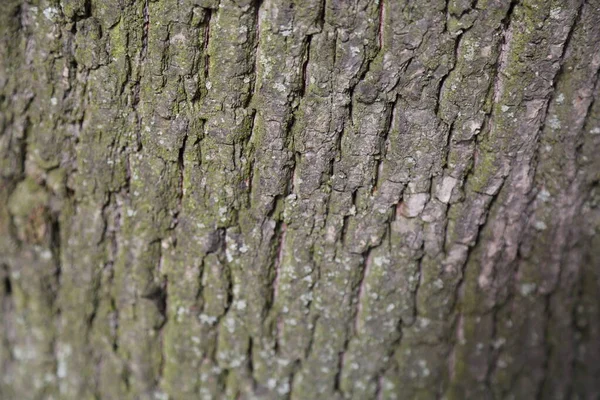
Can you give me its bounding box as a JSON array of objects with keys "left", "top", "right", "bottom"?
[{"left": 1, "top": 0, "right": 599, "bottom": 399}]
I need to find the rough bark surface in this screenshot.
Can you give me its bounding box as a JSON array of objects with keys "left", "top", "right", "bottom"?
[{"left": 1, "top": 0, "right": 599, "bottom": 399}]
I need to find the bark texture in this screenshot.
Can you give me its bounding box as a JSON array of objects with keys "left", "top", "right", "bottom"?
[{"left": 1, "top": 0, "right": 599, "bottom": 399}]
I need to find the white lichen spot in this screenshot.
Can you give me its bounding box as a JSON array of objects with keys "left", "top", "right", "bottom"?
[
  {"left": 274, "top": 82, "right": 287, "bottom": 92},
  {"left": 205, "top": 81, "right": 212, "bottom": 90},
  {"left": 198, "top": 314, "right": 218, "bottom": 325},
  {"left": 433, "top": 278, "right": 444, "bottom": 290},
  {"left": 373, "top": 256, "right": 389, "bottom": 267},
  {"left": 548, "top": 115, "right": 561, "bottom": 129},
  {"left": 40, "top": 249, "right": 53, "bottom": 260},
  {"left": 537, "top": 189, "right": 551, "bottom": 202},
  {"left": 383, "top": 379, "right": 396, "bottom": 391},
  {"left": 50, "top": 97, "right": 58, "bottom": 106},
  {"left": 43, "top": 7, "right": 58, "bottom": 20},
  {"left": 533, "top": 220, "right": 547, "bottom": 231},
  {"left": 225, "top": 316, "right": 236, "bottom": 333},
  {"left": 230, "top": 357, "right": 245, "bottom": 368},
  {"left": 300, "top": 291, "right": 313, "bottom": 306},
  {"left": 236, "top": 300, "right": 247, "bottom": 311},
  {"left": 501, "top": 105, "right": 510, "bottom": 113},
  {"left": 56, "top": 344, "right": 72, "bottom": 378},
  {"left": 277, "top": 381, "right": 290, "bottom": 395},
  {"left": 154, "top": 391, "right": 169, "bottom": 400},
  {"left": 386, "top": 303, "right": 395, "bottom": 312},
  {"left": 170, "top": 33, "right": 186, "bottom": 44},
  {"left": 417, "top": 359, "right": 430, "bottom": 377},
  {"left": 556, "top": 93, "right": 565, "bottom": 104},
  {"left": 519, "top": 283, "right": 537, "bottom": 296},
  {"left": 267, "top": 378, "right": 277, "bottom": 389},
  {"left": 590, "top": 127, "right": 600, "bottom": 135},
  {"left": 464, "top": 44, "right": 475, "bottom": 61},
  {"left": 550, "top": 8, "right": 562, "bottom": 20},
  {"left": 176, "top": 306, "right": 188, "bottom": 321},
  {"left": 408, "top": 273, "right": 419, "bottom": 284}
]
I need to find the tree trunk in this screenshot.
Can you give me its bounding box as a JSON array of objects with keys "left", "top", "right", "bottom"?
[{"left": 1, "top": 0, "right": 599, "bottom": 399}]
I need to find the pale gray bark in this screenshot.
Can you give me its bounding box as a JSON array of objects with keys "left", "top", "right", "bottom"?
[{"left": 0, "top": 0, "right": 599, "bottom": 399}]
